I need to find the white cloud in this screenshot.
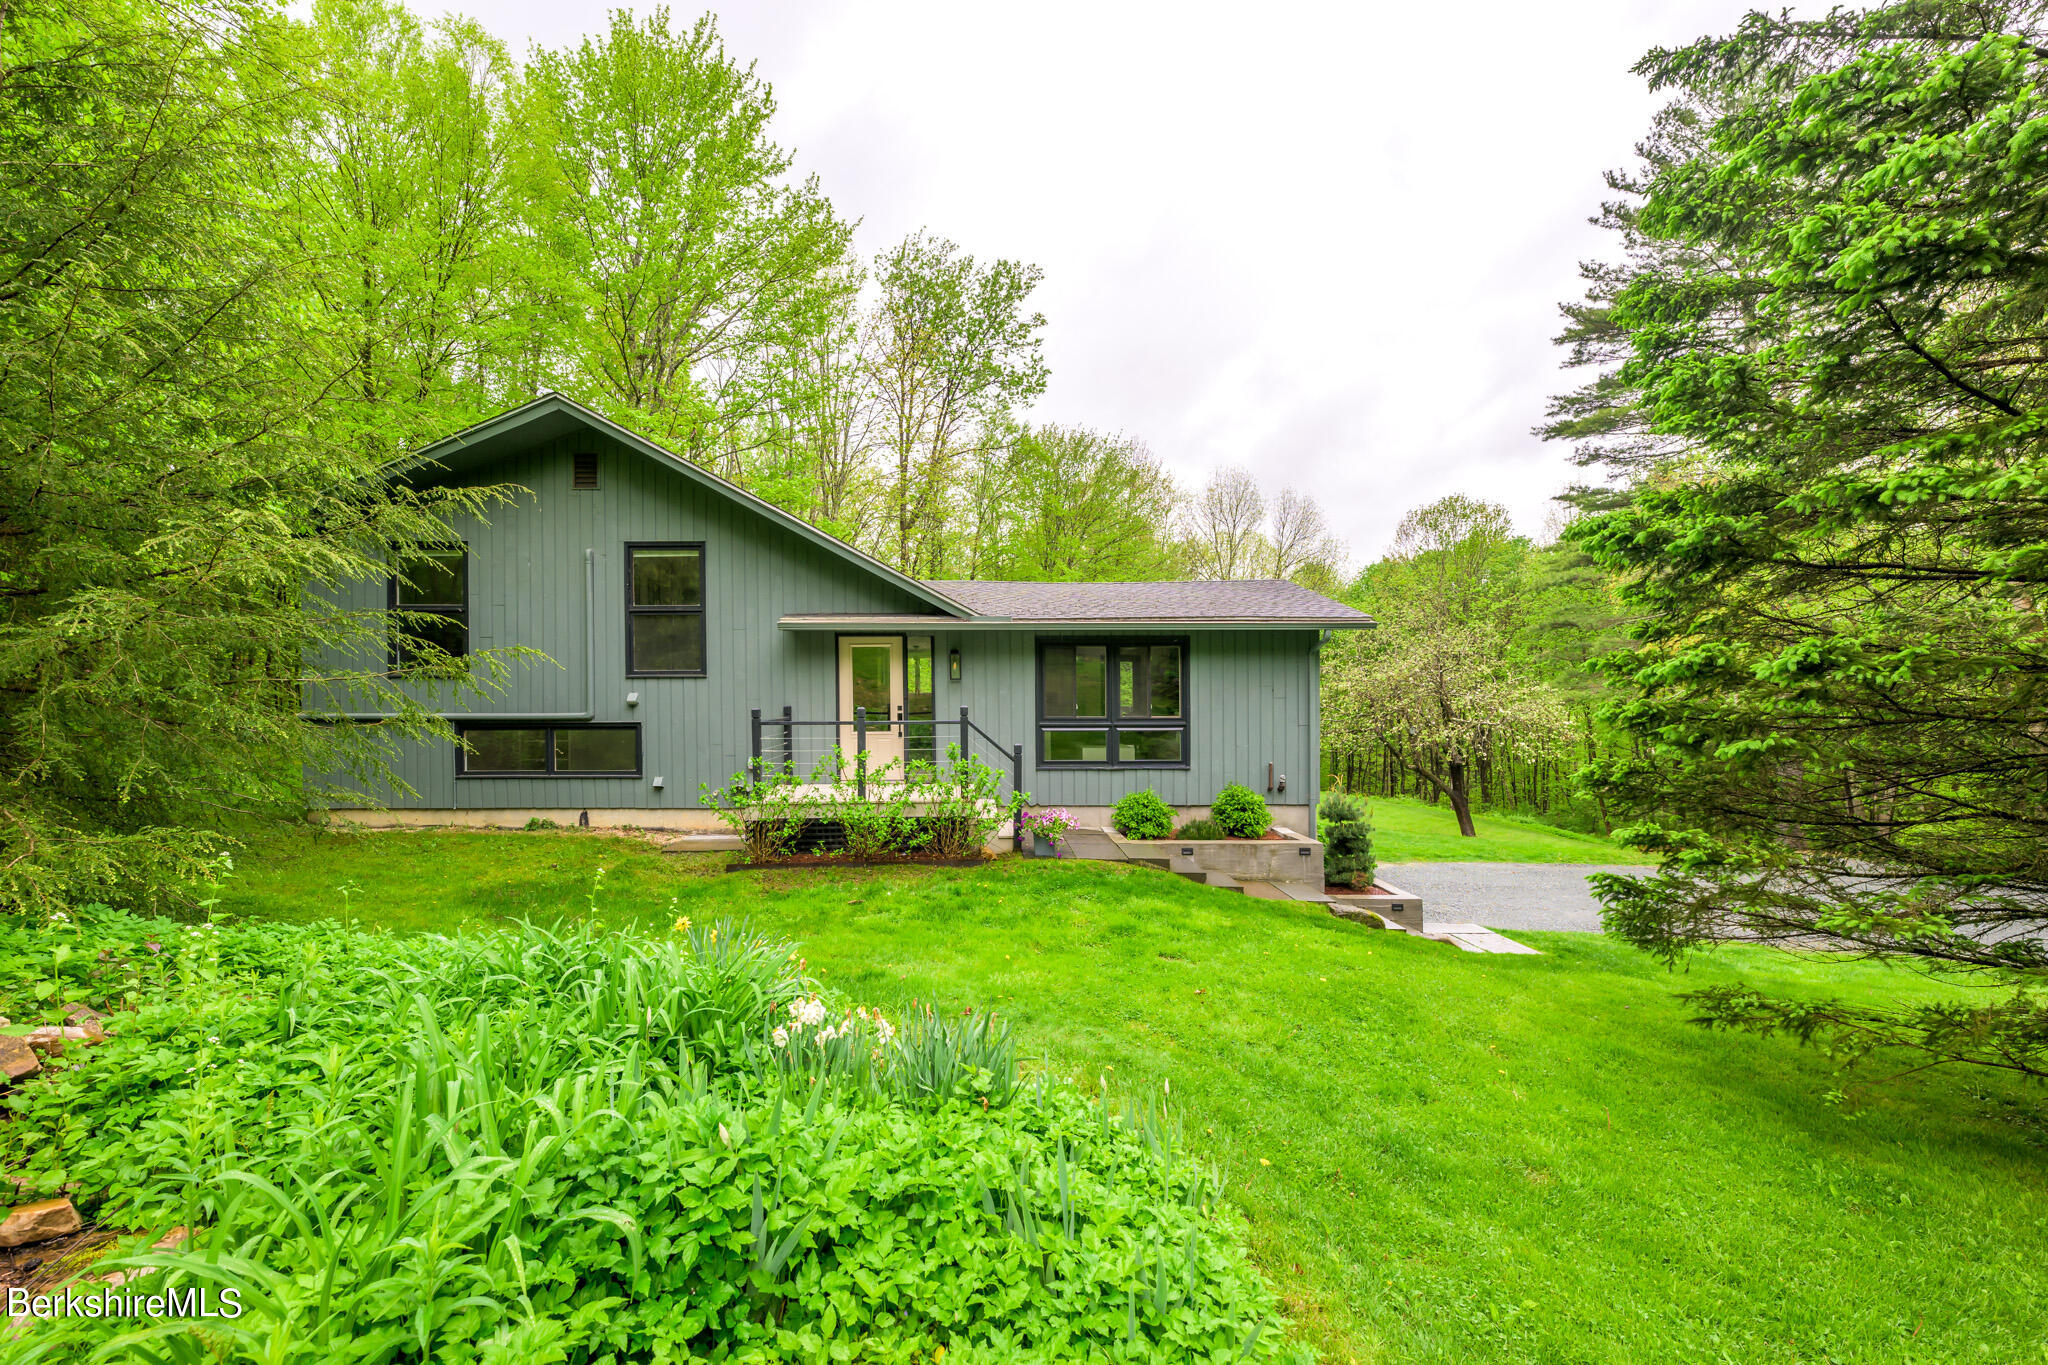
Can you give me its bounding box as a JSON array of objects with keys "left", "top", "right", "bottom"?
[{"left": 433, "top": 0, "right": 1752, "bottom": 561}]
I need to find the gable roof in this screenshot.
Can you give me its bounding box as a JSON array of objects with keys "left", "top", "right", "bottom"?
[
  {"left": 386, "top": 393, "right": 973, "bottom": 618},
  {"left": 392, "top": 396, "right": 1373, "bottom": 632},
  {"left": 921, "top": 579, "right": 1373, "bottom": 626}
]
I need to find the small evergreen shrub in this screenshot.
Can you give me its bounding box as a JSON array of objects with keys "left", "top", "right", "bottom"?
[
  {"left": 1210, "top": 783, "right": 1271, "bottom": 839},
  {"left": 1321, "top": 791, "right": 1376, "bottom": 889},
  {"left": 1112, "top": 789, "right": 1176, "bottom": 838},
  {"left": 1175, "top": 817, "right": 1224, "bottom": 840}
]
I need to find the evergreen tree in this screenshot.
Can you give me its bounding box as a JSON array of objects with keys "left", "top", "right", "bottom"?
[{"left": 1548, "top": 0, "right": 2048, "bottom": 1078}]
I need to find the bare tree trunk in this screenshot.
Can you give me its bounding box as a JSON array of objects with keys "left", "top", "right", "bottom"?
[{"left": 1448, "top": 758, "right": 1478, "bottom": 837}]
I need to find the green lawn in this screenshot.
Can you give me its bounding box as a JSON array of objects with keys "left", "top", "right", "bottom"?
[
  {"left": 1363, "top": 796, "right": 1639, "bottom": 864},
  {"left": 219, "top": 827, "right": 2046, "bottom": 1364}
]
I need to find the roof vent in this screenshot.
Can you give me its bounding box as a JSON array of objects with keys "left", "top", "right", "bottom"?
[{"left": 572, "top": 452, "right": 599, "bottom": 490}]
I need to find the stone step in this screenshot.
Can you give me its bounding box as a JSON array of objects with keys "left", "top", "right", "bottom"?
[
  {"left": 1425, "top": 922, "right": 1544, "bottom": 955},
  {"left": 660, "top": 834, "right": 744, "bottom": 853}
]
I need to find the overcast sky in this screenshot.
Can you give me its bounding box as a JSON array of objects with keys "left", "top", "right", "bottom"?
[{"left": 422, "top": 0, "right": 1755, "bottom": 564}]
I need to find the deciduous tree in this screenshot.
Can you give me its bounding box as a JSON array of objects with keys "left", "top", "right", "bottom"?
[
  {"left": 522, "top": 9, "right": 853, "bottom": 470},
  {"left": 0, "top": 0, "right": 496, "bottom": 911}
]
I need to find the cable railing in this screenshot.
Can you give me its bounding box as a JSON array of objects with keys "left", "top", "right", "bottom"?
[{"left": 749, "top": 705, "right": 1027, "bottom": 852}]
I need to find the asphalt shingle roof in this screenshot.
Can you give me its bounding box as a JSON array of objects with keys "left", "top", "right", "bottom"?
[{"left": 919, "top": 579, "right": 1371, "bottom": 624}]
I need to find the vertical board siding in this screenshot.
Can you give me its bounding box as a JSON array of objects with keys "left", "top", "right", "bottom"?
[
  {"left": 312, "top": 427, "right": 1322, "bottom": 811},
  {"left": 935, "top": 627, "right": 1317, "bottom": 810},
  {"left": 313, "top": 431, "right": 929, "bottom": 811}
]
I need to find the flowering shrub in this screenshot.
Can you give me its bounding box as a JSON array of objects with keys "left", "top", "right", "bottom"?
[
  {"left": 700, "top": 743, "right": 1028, "bottom": 860},
  {"left": 1018, "top": 806, "right": 1077, "bottom": 845}
]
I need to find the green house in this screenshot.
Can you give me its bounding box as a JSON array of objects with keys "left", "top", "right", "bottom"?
[{"left": 311, "top": 395, "right": 1373, "bottom": 835}]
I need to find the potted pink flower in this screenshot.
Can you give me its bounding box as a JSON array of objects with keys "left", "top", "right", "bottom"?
[{"left": 1019, "top": 807, "right": 1076, "bottom": 858}]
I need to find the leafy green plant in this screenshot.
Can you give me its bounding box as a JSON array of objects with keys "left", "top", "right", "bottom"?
[
  {"left": 1210, "top": 783, "right": 1270, "bottom": 839},
  {"left": 1112, "top": 789, "right": 1176, "bottom": 839},
  {"left": 908, "top": 743, "right": 1026, "bottom": 858},
  {"left": 1174, "top": 817, "right": 1224, "bottom": 840},
  {"left": 1319, "top": 792, "right": 1376, "bottom": 890},
  {"left": 0, "top": 905, "right": 1295, "bottom": 1362},
  {"left": 699, "top": 766, "right": 813, "bottom": 861}
]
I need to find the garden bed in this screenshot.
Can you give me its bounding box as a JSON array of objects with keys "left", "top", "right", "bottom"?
[{"left": 727, "top": 853, "right": 990, "bottom": 872}]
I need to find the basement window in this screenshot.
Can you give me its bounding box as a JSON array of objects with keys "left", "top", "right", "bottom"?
[{"left": 458, "top": 724, "right": 640, "bottom": 777}]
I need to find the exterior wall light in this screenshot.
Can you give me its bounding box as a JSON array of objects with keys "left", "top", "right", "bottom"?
[{"left": 948, "top": 647, "right": 961, "bottom": 681}]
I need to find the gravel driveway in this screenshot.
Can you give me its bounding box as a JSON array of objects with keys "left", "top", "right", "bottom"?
[{"left": 1376, "top": 862, "right": 1658, "bottom": 933}]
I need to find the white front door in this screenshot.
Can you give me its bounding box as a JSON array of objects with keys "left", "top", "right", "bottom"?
[{"left": 837, "top": 636, "right": 905, "bottom": 770}]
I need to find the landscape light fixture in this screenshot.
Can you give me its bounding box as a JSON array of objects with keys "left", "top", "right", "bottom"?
[{"left": 949, "top": 647, "right": 961, "bottom": 681}]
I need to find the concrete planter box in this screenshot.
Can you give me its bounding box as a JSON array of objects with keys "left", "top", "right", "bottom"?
[
  {"left": 1326, "top": 879, "right": 1422, "bottom": 932},
  {"left": 1105, "top": 826, "right": 1323, "bottom": 885}
]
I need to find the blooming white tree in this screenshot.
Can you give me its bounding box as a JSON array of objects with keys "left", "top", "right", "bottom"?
[{"left": 1324, "top": 619, "right": 1572, "bottom": 837}]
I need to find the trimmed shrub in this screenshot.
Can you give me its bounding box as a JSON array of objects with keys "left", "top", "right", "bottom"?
[
  {"left": 1111, "top": 789, "right": 1176, "bottom": 838},
  {"left": 1210, "top": 782, "right": 1271, "bottom": 839},
  {"left": 1321, "top": 791, "right": 1376, "bottom": 889},
  {"left": 1175, "top": 817, "right": 1224, "bottom": 840}
]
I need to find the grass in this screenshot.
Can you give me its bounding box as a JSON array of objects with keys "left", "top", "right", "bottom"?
[
  {"left": 1362, "top": 795, "right": 1638, "bottom": 865},
  {"left": 218, "top": 826, "right": 2048, "bottom": 1364}
]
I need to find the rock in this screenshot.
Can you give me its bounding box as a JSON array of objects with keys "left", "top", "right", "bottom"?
[
  {"left": 0, "top": 1198, "right": 81, "bottom": 1248},
  {"left": 21, "top": 1025, "right": 103, "bottom": 1057},
  {"left": 61, "top": 1004, "right": 105, "bottom": 1028},
  {"left": 0, "top": 1037, "right": 38, "bottom": 1082},
  {"left": 21, "top": 1028, "right": 65, "bottom": 1057}
]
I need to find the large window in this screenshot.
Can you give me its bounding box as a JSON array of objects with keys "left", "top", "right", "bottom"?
[
  {"left": 626, "top": 544, "right": 705, "bottom": 676},
  {"left": 1037, "top": 639, "right": 1187, "bottom": 767},
  {"left": 458, "top": 724, "right": 640, "bottom": 777},
  {"left": 391, "top": 549, "right": 468, "bottom": 672}
]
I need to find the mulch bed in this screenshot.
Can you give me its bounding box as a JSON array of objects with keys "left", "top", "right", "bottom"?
[
  {"left": 1325, "top": 884, "right": 1397, "bottom": 897},
  {"left": 727, "top": 854, "right": 990, "bottom": 872}
]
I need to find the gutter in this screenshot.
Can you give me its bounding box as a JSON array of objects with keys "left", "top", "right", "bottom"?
[
  {"left": 309, "top": 548, "right": 598, "bottom": 724},
  {"left": 778, "top": 615, "right": 1376, "bottom": 631}
]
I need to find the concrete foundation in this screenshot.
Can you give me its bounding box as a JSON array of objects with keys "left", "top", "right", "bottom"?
[
  {"left": 320, "top": 807, "right": 729, "bottom": 832},
  {"left": 1050, "top": 805, "right": 1313, "bottom": 837}
]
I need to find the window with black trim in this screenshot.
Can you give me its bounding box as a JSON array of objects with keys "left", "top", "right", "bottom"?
[
  {"left": 391, "top": 549, "right": 468, "bottom": 672},
  {"left": 626, "top": 543, "right": 705, "bottom": 676},
  {"left": 458, "top": 724, "right": 640, "bottom": 776},
  {"left": 1037, "top": 638, "right": 1186, "bottom": 766}
]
